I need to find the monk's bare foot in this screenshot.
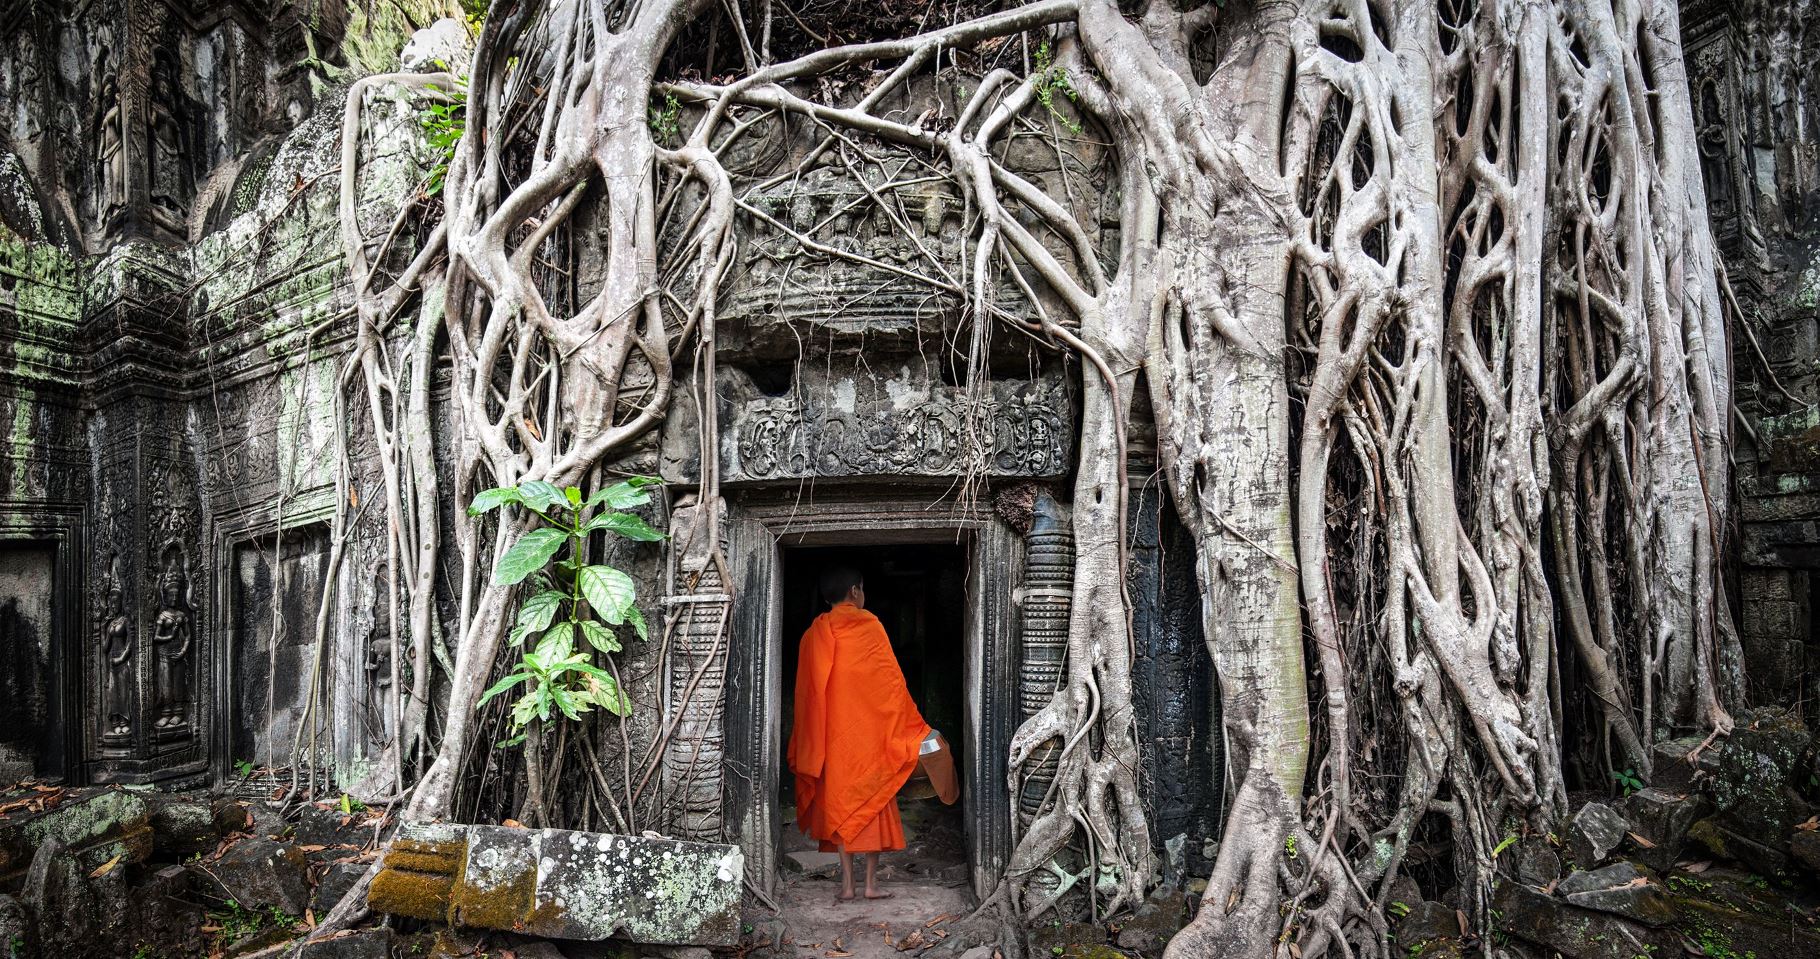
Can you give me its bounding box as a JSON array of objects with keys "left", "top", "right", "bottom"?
[
  {"left": 837, "top": 890, "right": 857, "bottom": 903},
  {"left": 863, "top": 889, "right": 894, "bottom": 900}
]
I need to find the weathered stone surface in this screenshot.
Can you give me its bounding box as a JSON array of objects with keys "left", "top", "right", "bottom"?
[
  {"left": 311, "top": 861, "right": 369, "bottom": 916},
  {"left": 1113, "top": 889, "right": 1186, "bottom": 952},
  {"left": 146, "top": 795, "right": 220, "bottom": 858},
  {"left": 0, "top": 788, "right": 151, "bottom": 880},
  {"left": 1026, "top": 919, "right": 1108, "bottom": 958},
  {"left": 782, "top": 849, "right": 841, "bottom": 878},
  {"left": 1649, "top": 737, "right": 1713, "bottom": 792},
  {"left": 298, "top": 928, "right": 396, "bottom": 959},
  {"left": 1708, "top": 707, "right": 1812, "bottom": 810},
  {"left": 208, "top": 839, "right": 310, "bottom": 916},
  {"left": 1566, "top": 802, "right": 1629, "bottom": 867},
  {"left": 1557, "top": 862, "right": 1674, "bottom": 926},
  {"left": 296, "top": 805, "right": 372, "bottom": 850},
  {"left": 1396, "top": 901, "right": 1459, "bottom": 946},
  {"left": 18, "top": 842, "right": 130, "bottom": 957},
  {"left": 0, "top": 892, "right": 34, "bottom": 959},
  {"left": 369, "top": 823, "right": 743, "bottom": 946},
  {"left": 1492, "top": 882, "right": 1674, "bottom": 959},
  {"left": 1505, "top": 837, "right": 1562, "bottom": 888},
  {"left": 1616, "top": 787, "right": 1706, "bottom": 871},
  {"left": 1793, "top": 828, "right": 1820, "bottom": 874}
]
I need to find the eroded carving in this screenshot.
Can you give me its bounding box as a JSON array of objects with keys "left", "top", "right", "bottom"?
[{"left": 150, "top": 543, "right": 194, "bottom": 736}]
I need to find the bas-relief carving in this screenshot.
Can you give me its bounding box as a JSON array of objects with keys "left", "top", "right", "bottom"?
[
  {"left": 98, "top": 558, "right": 134, "bottom": 744},
  {"left": 150, "top": 541, "right": 195, "bottom": 735},
  {"left": 726, "top": 377, "right": 1071, "bottom": 482}
]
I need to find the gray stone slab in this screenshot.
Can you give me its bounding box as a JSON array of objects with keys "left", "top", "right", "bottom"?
[{"left": 369, "top": 822, "right": 742, "bottom": 946}]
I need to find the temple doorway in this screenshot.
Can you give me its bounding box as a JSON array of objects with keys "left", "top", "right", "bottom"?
[{"left": 777, "top": 542, "right": 972, "bottom": 889}]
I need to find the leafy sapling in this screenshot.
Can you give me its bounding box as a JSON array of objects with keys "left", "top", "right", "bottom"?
[{"left": 469, "top": 476, "right": 666, "bottom": 746}]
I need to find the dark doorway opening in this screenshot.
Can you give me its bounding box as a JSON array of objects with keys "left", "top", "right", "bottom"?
[
  {"left": 778, "top": 542, "right": 972, "bottom": 886},
  {"left": 0, "top": 543, "right": 60, "bottom": 783}
]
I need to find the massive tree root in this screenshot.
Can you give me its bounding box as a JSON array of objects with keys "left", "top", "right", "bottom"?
[{"left": 316, "top": 0, "right": 1740, "bottom": 955}]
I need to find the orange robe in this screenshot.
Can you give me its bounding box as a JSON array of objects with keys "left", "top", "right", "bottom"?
[{"left": 788, "top": 603, "right": 930, "bottom": 853}]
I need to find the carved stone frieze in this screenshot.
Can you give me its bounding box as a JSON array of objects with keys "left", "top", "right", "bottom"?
[{"left": 664, "top": 359, "right": 1074, "bottom": 485}]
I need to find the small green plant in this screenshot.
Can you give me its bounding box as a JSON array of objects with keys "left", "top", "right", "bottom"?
[
  {"left": 471, "top": 477, "right": 665, "bottom": 746},
  {"left": 1612, "top": 767, "right": 1645, "bottom": 795},
  {"left": 1285, "top": 834, "right": 1298, "bottom": 859},
  {"left": 1032, "top": 42, "right": 1084, "bottom": 136},
  {"left": 233, "top": 758, "right": 254, "bottom": 778},
  {"left": 1388, "top": 900, "right": 1410, "bottom": 919},
  {"left": 338, "top": 792, "right": 367, "bottom": 815},
  {"left": 130, "top": 945, "right": 158, "bottom": 959},
  {"left": 1492, "top": 833, "right": 1519, "bottom": 858},
  {"left": 419, "top": 78, "right": 470, "bottom": 196},
  {"left": 648, "top": 92, "right": 682, "bottom": 143}
]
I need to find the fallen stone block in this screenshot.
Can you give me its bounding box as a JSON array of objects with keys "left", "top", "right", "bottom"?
[
  {"left": 0, "top": 892, "right": 34, "bottom": 959},
  {"left": 1566, "top": 801, "right": 1629, "bottom": 868},
  {"left": 147, "top": 795, "right": 221, "bottom": 860},
  {"left": 1113, "top": 888, "right": 1186, "bottom": 952},
  {"left": 0, "top": 787, "right": 152, "bottom": 882},
  {"left": 781, "top": 849, "right": 840, "bottom": 878},
  {"left": 1395, "top": 900, "right": 1460, "bottom": 947},
  {"left": 297, "top": 928, "right": 396, "bottom": 959},
  {"left": 1616, "top": 787, "right": 1705, "bottom": 872},
  {"left": 311, "top": 861, "right": 369, "bottom": 916},
  {"left": 1493, "top": 881, "right": 1675, "bottom": 959},
  {"left": 1557, "top": 862, "right": 1673, "bottom": 926},
  {"left": 205, "top": 838, "right": 311, "bottom": 916},
  {"left": 296, "top": 805, "right": 374, "bottom": 850},
  {"left": 1649, "top": 738, "right": 1713, "bottom": 792},
  {"left": 369, "top": 822, "right": 743, "bottom": 946},
  {"left": 1504, "top": 837, "right": 1562, "bottom": 888}
]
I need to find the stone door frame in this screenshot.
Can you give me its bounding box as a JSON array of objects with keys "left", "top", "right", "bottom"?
[
  {"left": 0, "top": 504, "right": 85, "bottom": 783},
  {"left": 207, "top": 488, "right": 338, "bottom": 785},
  {"left": 722, "top": 489, "right": 1022, "bottom": 898}
]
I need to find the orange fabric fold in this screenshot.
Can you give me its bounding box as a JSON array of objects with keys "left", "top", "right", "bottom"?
[{"left": 788, "top": 603, "right": 929, "bottom": 852}]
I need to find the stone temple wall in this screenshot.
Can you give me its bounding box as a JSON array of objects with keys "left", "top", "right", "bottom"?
[
  {"left": 14, "top": 0, "right": 1817, "bottom": 879},
  {"left": 1683, "top": 1, "right": 1820, "bottom": 711}
]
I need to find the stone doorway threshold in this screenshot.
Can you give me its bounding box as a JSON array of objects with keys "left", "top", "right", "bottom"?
[{"left": 744, "top": 799, "right": 996, "bottom": 959}]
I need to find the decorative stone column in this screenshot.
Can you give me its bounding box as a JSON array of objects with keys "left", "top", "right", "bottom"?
[
  {"left": 663, "top": 499, "right": 731, "bottom": 841},
  {"left": 1017, "top": 491, "right": 1072, "bottom": 817}
]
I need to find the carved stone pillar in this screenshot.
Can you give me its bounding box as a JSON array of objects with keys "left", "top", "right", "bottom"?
[
  {"left": 83, "top": 241, "right": 207, "bottom": 785},
  {"left": 663, "top": 500, "right": 730, "bottom": 841},
  {"left": 1017, "top": 491, "right": 1072, "bottom": 817}
]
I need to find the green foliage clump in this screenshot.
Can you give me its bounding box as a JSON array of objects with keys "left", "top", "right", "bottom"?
[
  {"left": 1033, "top": 42, "right": 1083, "bottom": 136},
  {"left": 419, "top": 78, "right": 469, "bottom": 196},
  {"left": 469, "top": 477, "right": 666, "bottom": 746}
]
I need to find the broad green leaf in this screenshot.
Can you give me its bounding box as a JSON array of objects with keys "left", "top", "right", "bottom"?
[
  {"left": 579, "top": 619, "right": 620, "bottom": 653},
  {"left": 626, "top": 604, "right": 649, "bottom": 641},
  {"left": 496, "top": 732, "right": 526, "bottom": 748},
  {"left": 518, "top": 481, "right": 568, "bottom": 513},
  {"left": 493, "top": 528, "right": 568, "bottom": 585},
  {"left": 550, "top": 687, "right": 582, "bottom": 721},
  {"left": 514, "top": 590, "right": 566, "bottom": 635},
  {"left": 535, "top": 685, "right": 553, "bottom": 721},
  {"left": 479, "top": 671, "right": 530, "bottom": 706},
  {"left": 511, "top": 694, "right": 538, "bottom": 726},
  {"left": 565, "top": 486, "right": 583, "bottom": 507},
  {"left": 467, "top": 487, "right": 522, "bottom": 515},
  {"left": 585, "top": 673, "right": 631, "bottom": 716},
  {"left": 535, "top": 622, "right": 576, "bottom": 661},
  {"left": 584, "top": 477, "right": 660, "bottom": 510},
  {"left": 584, "top": 512, "right": 665, "bottom": 542},
  {"left": 578, "top": 564, "right": 637, "bottom": 624}
]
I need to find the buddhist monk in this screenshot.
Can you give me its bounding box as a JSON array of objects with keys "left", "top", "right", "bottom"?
[{"left": 788, "top": 567, "right": 931, "bottom": 901}]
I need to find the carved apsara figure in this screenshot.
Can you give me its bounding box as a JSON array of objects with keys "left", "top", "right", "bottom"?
[
  {"left": 99, "top": 582, "right": 133, "bottom": 740},
  {"left": 148, "top": 50, "right": 191, "bottom": 225},
  {"left": 94, "top": 58, "right": 126, "bottom": 226},
  {"left": 151, "top": 566, "right": 193, "bottom": 730}
]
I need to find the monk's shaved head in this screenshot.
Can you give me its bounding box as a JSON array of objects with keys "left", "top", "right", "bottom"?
[{"left": 819, "top": 566, "right": 865, "bottom": 607}]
